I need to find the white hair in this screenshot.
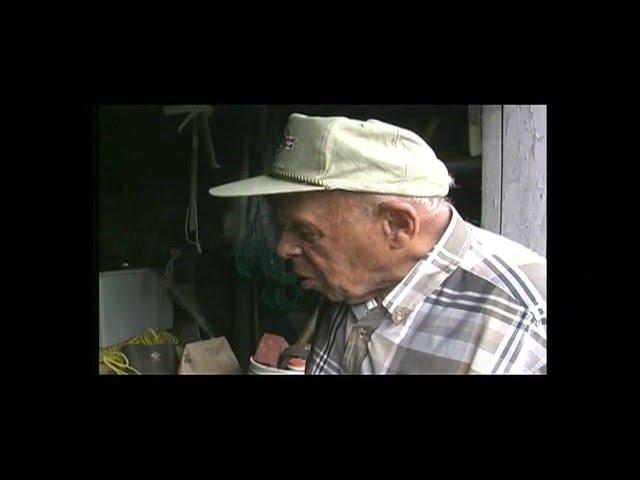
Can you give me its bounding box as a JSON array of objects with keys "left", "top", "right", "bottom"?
[
  {"left": 367, "top": 175, "right": 456, "bottom": 214},
  {"left": 354, "top": 175, "right": 456, "bottom": 218},
  {"left": 359, "top": 195, "right": 451, "bottom": 219}
]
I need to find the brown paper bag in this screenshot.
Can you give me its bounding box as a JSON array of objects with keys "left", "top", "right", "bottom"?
[{"left": 178, "top": 337, "right": 242, "bottom": 374}]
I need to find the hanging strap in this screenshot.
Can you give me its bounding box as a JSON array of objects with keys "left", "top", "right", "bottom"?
[
  {"left": 198, "top": 113, "right": 220, "bottom": 168},
  {"left": 185, "top": 121, "right": 202, "bottom": 253},
  {"left": 163, "top": 105, "right": 221, "bottom": 254}
]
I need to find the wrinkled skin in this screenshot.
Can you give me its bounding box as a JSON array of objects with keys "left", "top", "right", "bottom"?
[{"left": 271, "top": 191, "right": 451, "bottom": 305}]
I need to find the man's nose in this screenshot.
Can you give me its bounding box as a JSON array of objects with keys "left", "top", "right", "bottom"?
[{"left": 275, "top": 232, "right": 303, "bottom": 259}]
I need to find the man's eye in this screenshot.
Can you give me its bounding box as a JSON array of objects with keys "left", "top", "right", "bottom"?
[{"left": 300, "top": 231, "right": 319, "bottom": 243}]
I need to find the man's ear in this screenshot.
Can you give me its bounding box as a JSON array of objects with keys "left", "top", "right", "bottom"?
[{"left": 378, "top": 201, "right": 420, "bottom": 249}]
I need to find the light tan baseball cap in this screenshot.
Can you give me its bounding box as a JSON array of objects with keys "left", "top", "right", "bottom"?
[{"left": 208, "top": 113, "right": 452, "bottom": 197}]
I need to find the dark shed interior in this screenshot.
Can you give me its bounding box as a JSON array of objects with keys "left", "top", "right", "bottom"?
[{"left": 97, "top": 105, "right": 482, "bottom": 371}]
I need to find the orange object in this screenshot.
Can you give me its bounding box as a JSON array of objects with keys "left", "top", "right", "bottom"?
[
  {"left": 254, "top": 333, "right": 289, "bottom": 368},
  {"left": 287, "top": 357, "right": 306, "bottom": 371}
]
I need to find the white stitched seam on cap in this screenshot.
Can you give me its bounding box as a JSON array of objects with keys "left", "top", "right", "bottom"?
[{"left": 269, "top": 169, "right": 332, "bottom": 188}]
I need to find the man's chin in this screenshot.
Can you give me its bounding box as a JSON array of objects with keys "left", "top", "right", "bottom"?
[
  {"left": 321, "top": 288, "right": 374, "bottom": 305},
  {"left": 304, "top": 280, "right": 373, "bottom": 304},
  {"left": 314, "top": 288, "right": 342, "bottom": 303},
  {"left": 344, "top": 294, "right": 376, "bottom": 305}
]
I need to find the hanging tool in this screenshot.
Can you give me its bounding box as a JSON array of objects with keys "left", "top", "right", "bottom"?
[{"left": 163, "top": 105, "right": 221, "bottom": 254}]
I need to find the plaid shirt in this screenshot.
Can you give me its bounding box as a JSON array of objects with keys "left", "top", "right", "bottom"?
[{"left": 305, "top": 206, "right": 547, "bottom": 374}]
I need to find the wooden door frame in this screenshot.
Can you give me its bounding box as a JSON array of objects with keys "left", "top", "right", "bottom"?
[{"left": 481, "top": 105, "right": 547, "bottom": 256}]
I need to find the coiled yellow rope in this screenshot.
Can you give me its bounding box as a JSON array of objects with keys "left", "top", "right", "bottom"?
[
  {"left": 100, "top": 347, "right": 142, "bottom": 375},
  {"left": 99, "top": 329, "right": 179, "bottom": 375}
]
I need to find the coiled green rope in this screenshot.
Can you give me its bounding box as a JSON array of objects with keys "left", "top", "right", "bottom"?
[{"left": 233, "top": 224, "right": 312, "bottom": 311}]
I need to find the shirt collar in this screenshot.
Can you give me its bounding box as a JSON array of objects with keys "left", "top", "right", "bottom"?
[{"left": 350, "top": 298, "right": 380, "bottom": 323}]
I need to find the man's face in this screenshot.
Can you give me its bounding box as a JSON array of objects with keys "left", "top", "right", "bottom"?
[{"left": 272, "top": 192, "right": 389, "bottom": 304}]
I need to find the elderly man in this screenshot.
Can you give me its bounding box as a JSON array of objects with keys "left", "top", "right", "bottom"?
[{"left": 209, "top": 113, "right": 546, "bottom": 374}]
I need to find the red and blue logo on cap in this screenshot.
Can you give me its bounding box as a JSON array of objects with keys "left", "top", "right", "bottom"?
[{"left": 277, "top": 130, "right": 295, "bottom": 153}]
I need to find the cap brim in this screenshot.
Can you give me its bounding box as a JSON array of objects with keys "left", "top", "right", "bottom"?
[{"left": 208, "top": 175, "right": 326, "bottom": 197}]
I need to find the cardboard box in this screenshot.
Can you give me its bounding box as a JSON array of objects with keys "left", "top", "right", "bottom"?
[{"left": 178, "top": 337, "right": 242, "bottom": 374}]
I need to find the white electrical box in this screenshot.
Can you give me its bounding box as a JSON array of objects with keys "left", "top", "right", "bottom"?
[{"left": 99, "top": 268, "right": 174, "bottom": 348}]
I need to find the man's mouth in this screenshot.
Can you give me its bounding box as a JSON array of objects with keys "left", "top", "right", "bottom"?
[
  {"left": 295, "top": 273, "right": 314, "bottom": 288},
  {"left": 300, "top": 278, "right": 314, "bottom": 288}
]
